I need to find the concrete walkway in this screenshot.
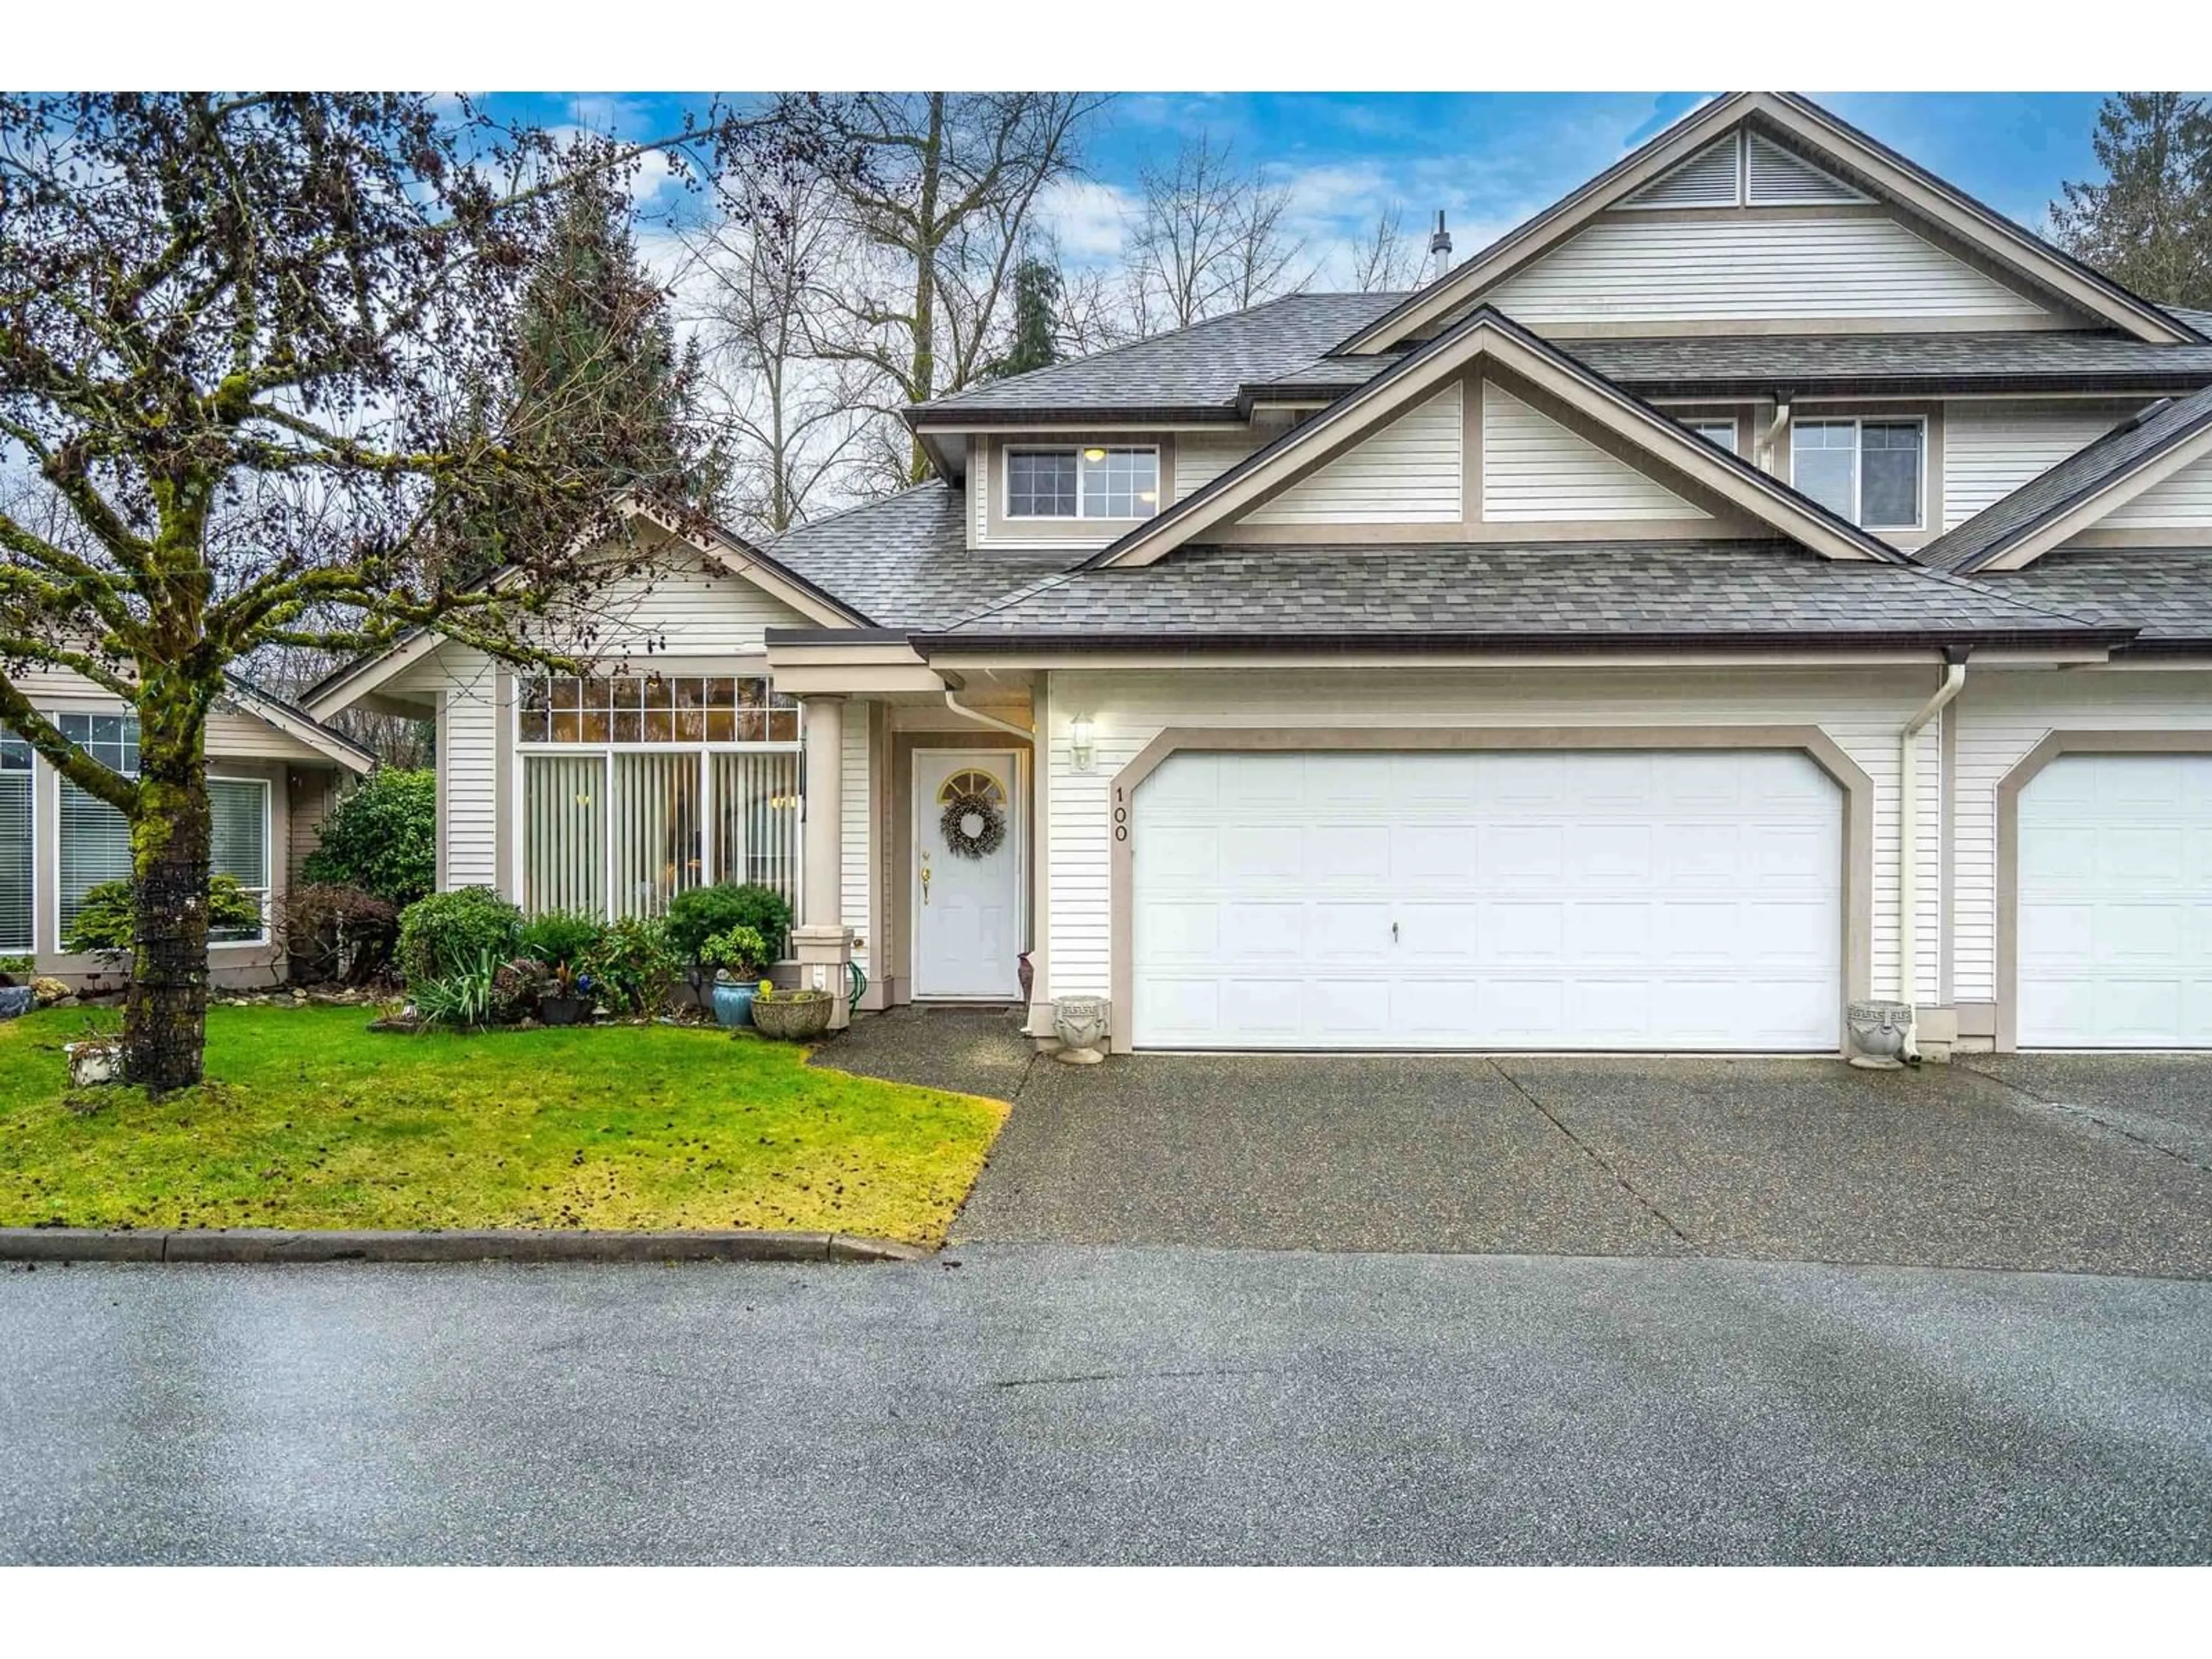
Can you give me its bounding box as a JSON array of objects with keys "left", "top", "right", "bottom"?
[{"left": 821, "top": 1011, "right": 2212, "bottom": 1277}]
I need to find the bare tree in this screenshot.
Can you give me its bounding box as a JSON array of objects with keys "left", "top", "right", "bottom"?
[
  {"left": 1347, "top": 204, "right": 1422, "bottom": 293},
  {"left": 806, "top": 93, "right": 1107, "bottom": 483},
  {"left": 1124, "top": 134, "right": 1314, "bottom": 334},
  {"left": 687, "top": 164, "right": 875, "bottom": 532}
]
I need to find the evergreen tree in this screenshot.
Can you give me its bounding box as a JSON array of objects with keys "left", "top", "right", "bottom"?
[
  {"left": 2051, "top": 93, "right": 2212, "bottom": 311},
  {"left": 991, "top": 255, "right": 1063, "bottom": 378}
]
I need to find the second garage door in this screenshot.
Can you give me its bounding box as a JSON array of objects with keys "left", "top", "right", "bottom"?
[{"left": 1131, "top": 748, "right": 1843, "bottom": 1051}]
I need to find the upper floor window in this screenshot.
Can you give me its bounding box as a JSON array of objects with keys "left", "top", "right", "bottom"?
[
  {"left": 1680, "top": 418, "right": 1739, "bottom": 455},
  {"left": 1006, "top": 446, "right": 1160, "bottom": 520},
  {"left": 518, "top": 675, "right": 798, "bottom": 746},
  {"left": 1791, "top": 418, "right": 1924, "bottom": 531}
]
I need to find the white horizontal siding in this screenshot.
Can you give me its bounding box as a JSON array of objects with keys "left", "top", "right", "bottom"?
[
  {"left": 571, "top": 550, "right": 810, "bottom": 656},
  {"left": 2097, "top": 452, "right": 2212, "bottom": 529},
  {"left": 1482, "top": 382, "right": 1707, "bottom": 522},
  {"left": 1944, "top": 404, "right": 2124, "bottom": 529},
  {"left": 1484, "top": 213, "right": 2050, "bottom": 328},
  {"left": 842, "top": 709, "right": 870, "bottom": 973},
  {"left": 1244, "top": 384, "right": 1463, "bottom": 525},
  {"left": 1950, "top": 669, "right": 2212, "bottom": 1003},
  {"left": 1045, "top": 667, "right": 1943, "bottom": 1012},
  {"left": 430, "top": 646, "right": 501, "bottom": 891},
  {"left": 1172, "top": 432, "right": 1264, "bottom": 502}
]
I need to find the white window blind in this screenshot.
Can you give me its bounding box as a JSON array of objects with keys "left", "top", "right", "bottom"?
[
  {"left": 524, "top": 754, "right": 607, "bottom": 917},
  {"left": 611, "top": 751, "right": 703, "bottom": 919},
  {"left": 0, "top": 736, "right": 31, "bottom": 953},
  {"left": 713, "top": 751, "right": 801, "bottom": 921},
  {"left": 58, "top": 781, "right": 133, "bottom": 941},
  {"left": 209, "top": 778, "right": 270, "bottom": 943}
]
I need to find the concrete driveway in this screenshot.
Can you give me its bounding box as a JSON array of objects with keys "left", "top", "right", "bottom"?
[{"left": 824, "top": 1011, "right": 2212, "bottom": 1277}]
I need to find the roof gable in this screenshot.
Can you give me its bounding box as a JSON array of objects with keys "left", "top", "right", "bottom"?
[
  {"left": 1083, "top": 307, "right": 1900, "bottom": 569},
  {"left": 1340, "top": 93, "right": 2198, "bottom": 353}
]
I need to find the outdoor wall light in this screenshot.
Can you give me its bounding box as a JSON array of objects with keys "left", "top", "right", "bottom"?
[{"left": 1069, "top": 714, "right": 1096, "bottom": 774}]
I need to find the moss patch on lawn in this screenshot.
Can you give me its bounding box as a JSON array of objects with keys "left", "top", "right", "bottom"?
[{"left": 0, "top": 1006, "right": 1008, "bottom": 1246}]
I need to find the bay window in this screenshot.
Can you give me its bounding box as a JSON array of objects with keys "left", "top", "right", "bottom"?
[
  {"left": 517, "top": 673, "right": 801, "bottom": 926},
  {"left": 1790, "top": 417, "right": 1925, "bottom": 530},
  {"left": 1006, "top": 445, "right": 1160, "bottom": 519}
]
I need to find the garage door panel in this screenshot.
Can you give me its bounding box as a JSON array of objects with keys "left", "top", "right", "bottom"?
[
  {"left": 1485, "top": 824, "right": 1565, "bottom": 882},
  {"left": 2018, "top": 753, "right": 2212, "bottom": 1048},
  {"left": 1133, "top": 748, "right": 1841, "bottom": 1051}
]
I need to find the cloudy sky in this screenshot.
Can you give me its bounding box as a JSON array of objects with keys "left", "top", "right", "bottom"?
[{"left": 479, "top": 90, "right": 2117, "bottom": 287}]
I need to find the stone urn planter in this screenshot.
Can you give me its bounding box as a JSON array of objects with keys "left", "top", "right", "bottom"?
[
  {"left": 710, "top": 977, "right": 759, "bottom": 1029},
  {"left": 1847, "top": 999, "right": 1912, "bottom": 1069},
  {"left": 1052, "top": 995, "right": 1108, "bottom": 1065},
  {"left": 751, "top": 989, "right": 832, "bottom": 1041}
]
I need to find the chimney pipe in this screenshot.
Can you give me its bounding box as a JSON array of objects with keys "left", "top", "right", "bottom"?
[{"left": 1428, "top": 210, "right": 1452, "bottom": 282}]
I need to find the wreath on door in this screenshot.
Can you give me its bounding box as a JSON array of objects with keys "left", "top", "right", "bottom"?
[{"left": 938, "top": 769, "right": 1007, "bottom": 859}]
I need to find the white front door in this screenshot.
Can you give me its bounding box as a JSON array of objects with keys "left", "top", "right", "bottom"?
[
  {"left": 2017, "top": 753, "right": 2212, "bottom": 1047},
  {"left": 913, "top": 749, "right": 1023, "bottom": 999},
  {"left": 1131, "top": 748, "right": 1843, "bottom": 1051}
]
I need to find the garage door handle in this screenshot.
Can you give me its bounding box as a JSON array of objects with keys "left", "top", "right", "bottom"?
[{"left": 1391, "top": 921, "right": 1399, "bottom": 944}]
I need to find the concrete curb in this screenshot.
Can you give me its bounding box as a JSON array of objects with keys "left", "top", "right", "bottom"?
[{"left": 0, "top": 1228, "right": 927, "bottom": 1265}]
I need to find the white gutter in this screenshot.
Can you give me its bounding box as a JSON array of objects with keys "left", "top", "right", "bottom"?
[
  {"left": 1897, "top": 654, "right": 1967, "bottom": 1058},
  {"left": 942, "top": 685, "right": 1033, "bottom": 742}
]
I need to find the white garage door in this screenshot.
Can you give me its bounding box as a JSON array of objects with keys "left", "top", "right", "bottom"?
[
  {"left": 2017, "top": 753, "right": 2212, "bottom": 1048},
  {"left": 1131, "top": 749, "right": 1842, "bottom": 1051}
]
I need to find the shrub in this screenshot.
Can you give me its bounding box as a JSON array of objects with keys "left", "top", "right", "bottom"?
[
  {"left": 518, "top": 909, "right": 607, "bottom": 971},
  {"left": 302, "top": 768, "right": 437, "bottom": 907},
  {"left": 665, "top": 882, "right": 793, "bottom": 979},
  {"left": 396, "top": 887, "right": 524, "bottom": 985},
  {"left": 280, "top": 883, "right": 401, "bottom": 985},
  {"left": 65, "top": 877, "right": 265, "bottom": 959},
  {"left": 488, "top": 956, "right": 548, "bottom": 1025},
  {"left": 699, "top": 925, "right": 769, "bottom": 980},
  {"left": 585, "top": 915, "right": 678, "bottom": 1014},
  {"left": 410, "top": 949, "right": 498, "bottom": 1028}
]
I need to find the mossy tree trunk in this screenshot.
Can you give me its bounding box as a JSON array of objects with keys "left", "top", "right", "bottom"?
[{"left": 124, "top": 696, "right": 213, "bottom": 1092}]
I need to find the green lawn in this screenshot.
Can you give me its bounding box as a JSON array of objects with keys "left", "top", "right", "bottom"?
[{"left": 0, "top": 1005, "right": 1007, "bottom": 1245}]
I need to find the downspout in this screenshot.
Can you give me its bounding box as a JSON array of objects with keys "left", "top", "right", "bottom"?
[
  {"left": 942, "top": 684, "right": 1033, "bottom": 742},
  {"left": 1760, "top": 395, "right": 1793, "bottom": 475},
  {"left": 1897, "top": 650, "right": 1968, "bottom": 1059}
]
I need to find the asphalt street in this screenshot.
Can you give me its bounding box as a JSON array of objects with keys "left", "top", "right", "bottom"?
[{"left": 3, "top": 1247, "right": 2208, "bottom": 1564}]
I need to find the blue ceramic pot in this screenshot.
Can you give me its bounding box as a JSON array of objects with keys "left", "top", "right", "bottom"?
[{"left": 710, "top": 979, "right": 758, "bottom": 1029}]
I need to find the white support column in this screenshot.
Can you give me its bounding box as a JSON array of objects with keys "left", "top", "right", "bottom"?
[{"left": 793, "top": 694, "right": 854, "bottom": 1029}]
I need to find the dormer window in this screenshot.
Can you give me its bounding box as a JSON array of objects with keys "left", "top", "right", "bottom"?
[
  {"left": 1790, "top": 417, "right": 1925, "bottom": 531},
  {"left": 1007, "top": 445, "right": 1160, "bottom": 519}
]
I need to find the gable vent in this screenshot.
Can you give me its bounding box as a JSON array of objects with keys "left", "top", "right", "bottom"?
[
  {"left": 1622, "top": 132, "right": 1741, "bottom": 209},
  {"left": 1745, "top": 133, "right": 1869, "bottom": 205}
]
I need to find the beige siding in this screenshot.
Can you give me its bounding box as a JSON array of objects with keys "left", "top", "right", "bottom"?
[
  {"left": 1950, "top": 669, "right": 2212, "bottom": 1003},
  {"left": 416, "top": 645, "right": 501, "bottom": 891},
  {"left": 841, "top": 706, "right": 870, "bottom": 974},
  {"left": 1482, "top": 382, "right": 1707, "bottom": 521},
  {"left": 1243, "top": 384, "right": 1463, "bottom": 525},
  {"left": 572, "top": 548, "right": 810, "bottom": 656},
  {"left": 2096, "top": 452, "right": 2212, "bottom": 530},
  {"left": 1044, "top": 667, "right": 1942, "bottom": 1010},
  {"left": 1944, "top": 403, "right": 2123, "bottom": 529},
  {"left": 287, "top": 768, "right": 339, "bottom": 885},
  {"left": 1172, "top": 431, "right": 1264, "bottom": 503},
  {"left": 1482, "top": 213, "right": 2050, "bottom": 330}
]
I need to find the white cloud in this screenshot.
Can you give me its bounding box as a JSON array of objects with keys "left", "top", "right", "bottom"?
[{"left": 1036, "top": 176, "right": 1138, "bottom": 267}]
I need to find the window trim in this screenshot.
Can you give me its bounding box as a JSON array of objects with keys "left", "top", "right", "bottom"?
[
  {"left": 207, "top": 774, "right": 274, "bottom": 948},
  {"left": 1003, "top": 444, "right": 1162, "bottom": 522},
  {"left": 1680, "top": 416, "right": 1740, "bottom": 456},
  {"left": 1789, "top": 414, "right": 1926, "bottom": 532}
]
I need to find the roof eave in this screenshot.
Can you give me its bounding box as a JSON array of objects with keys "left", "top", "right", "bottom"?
[{"left": 910, "top": 626, "right": 2136, "bottom": 657}]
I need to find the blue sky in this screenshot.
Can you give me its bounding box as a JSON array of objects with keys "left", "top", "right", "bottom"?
[{"left": 480, "top": 91, "right": 2115, "bottom": 280}]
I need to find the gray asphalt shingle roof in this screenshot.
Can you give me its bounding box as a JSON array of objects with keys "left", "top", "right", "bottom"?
[
  {"left": 909, "top": 300, "right": 2212, "bottom": 422},
  {"left": 1977, "top": 548, "right": 2212, "bottom": 645},
  {"left": 1918, "top": 382, "right": 2212, "bottom": 572},
  {"left": 763, "top": 481, "right": 1069, "bottom": 630},
  {"left": 922, "top": 541, "right": 2116, "bottom": 646}
]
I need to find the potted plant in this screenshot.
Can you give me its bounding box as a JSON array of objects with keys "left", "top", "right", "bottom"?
[
  {"left": 702, "top": 926, "right": 769, "bottom": 1028},
  {"left": 538, "top": 959, "right": 595, "bottom": 1026},
  {"left": 751, "top": 979, "right": 834, "bottom": 1041}
]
